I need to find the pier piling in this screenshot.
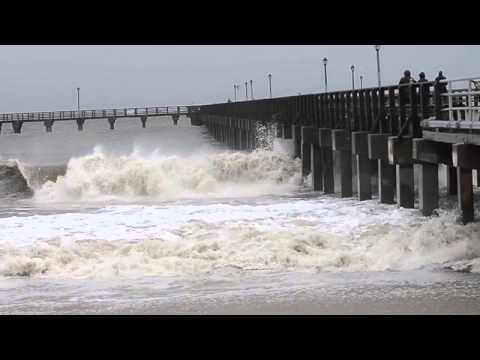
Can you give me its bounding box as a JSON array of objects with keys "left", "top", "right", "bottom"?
[
  {"left": 108, "top": 117, "right": 116, "bottom": 130},
  {"left": 311, "top": 130, "right": 322, "bottom": 191},
  {"left": 352, "top": 131, "right": 372, "bottom": 201},
  {"left": 319, "top": 128, "right": 334, "bottom": 194},
  {"left": 332, "top": 129, "right": 352, "bottom": 198},
  {"left": 388, "top": 136, "right": 415, "bottom": 209},
  {"left": 452, "top": 144, "right": 480, "bottom": 223},
  {"left": 368, "top": 134, "right": 395, "bottom": 204},
  {"left": 301, "top": 126, "right": 314, "bottom": 177}
]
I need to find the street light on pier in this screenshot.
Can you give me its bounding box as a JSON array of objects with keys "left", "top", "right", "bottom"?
[
  {"left": 351, "top": 65, "right": 355, "bottom": 90},
  {"left": 360, "top": 76, "right": 363, "bottom": 89},
  {"left": 234, "top": 84, "right": 238, "bottom": 102},
  {"left": 76, "top": 87, "right": 80, "bottom": 111},
  {"left": 322, "top": 57, "right": 328, "bottom": 93},
  {"left": 374, "top": 45, "right": 382, "bottom": 87},
  {"left": 250, "top": 80, "right": 254, "bottom": 100},
  {"left": 268, "top": 74, "right": 272, "bottom": 98},
  {"left": 245, "top": 82, "right": 248, "bottom": 100}
]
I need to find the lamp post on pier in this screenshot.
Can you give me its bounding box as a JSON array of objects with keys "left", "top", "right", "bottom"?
[
  {"left": 245, "top": 82, "right": 248, "bottom": 100},
  {"left": 76, "top": 87, "right": 80, "bottom": 111},
  {"left": 268, "top": 74, "right": 272, "bottom": 98},
  {"left": 351, "top": 65, "right": 355, "bottom": 90},
  {"left": 374, "top": 45, "right": 382, "bottom": 87},
  {"left": 322, "top": 57, "right": 328, "bottom": 93},
  {"left": 250, "top": 80, "right": 254, "bottom": 100},
  {"left": 360, "top": 76, "right": 363, "bottom": 89}
]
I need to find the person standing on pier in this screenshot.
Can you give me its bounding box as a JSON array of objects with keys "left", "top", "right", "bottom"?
[
  {"left": 399, "top": 70, "right": 416, "bottom": 104},
  {"left": 418, "top": 72, "right": 430, "bottom": 107},
  {"left": 435, "top": 71, "right": 448, "bottom": 93},
  {"left": 435, "top": 71, "right": 448, "bottom": 118}
]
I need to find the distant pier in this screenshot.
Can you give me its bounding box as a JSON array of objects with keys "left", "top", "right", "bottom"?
[{"left": 0, "top": 106, "right": 188, "bottom": 133}]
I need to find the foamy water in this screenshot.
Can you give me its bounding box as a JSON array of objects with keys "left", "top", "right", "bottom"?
[{"left": 1, "top": 118, "right": 480, "bottom": 314}]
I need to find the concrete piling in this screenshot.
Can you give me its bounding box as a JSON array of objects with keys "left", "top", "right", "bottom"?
[
  {"left": 412, "top": 139, "right": 454, "bottom": 216},
  {"left": 352, "top": 131, "right": 372, "bottom": 201},
  {"left": 292, "top": 125, "right": 302, "bottom": 159},
  {"left": 108, "top": 117, "right": 116, "bottom": 130},
  {"left": 319, "top": 128, "right": 334, "bottom": 194},
  {"left": 310, "top": 130, "right": 323, "bottom": 191},
  {"left": 368, "top": 134, "right": 395, "bottom": 204},
  {"left": 332, "top": 129, "right": 352, "bottom": 198},
  {"left": 452, "top": 144, "right": 480, "bottom": 223},
  {"left": 283, "top": 123, "right": 293, "bottom": 139},
  {"left": 301, "top": 126, "right": 314, "bottom": 177},
  {"left": 141, "top": 116, "right": 147, "bottom": 128},
  {"left": 388, "top": 136, "right": 415, "bottom": 209},
  {"left": 76, "top": 118, "right": 85, "bottom": 131},
  {"left": 12, "top": 121, "right": 23, "bottom": 134},
  {"left": 44, "top": 119, "right": 54, "bottom": 133}
]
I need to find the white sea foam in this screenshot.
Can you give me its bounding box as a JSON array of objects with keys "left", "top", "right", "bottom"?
[
  {"left": 2, "top": 145, "right": 480, "bottom": 279},
  {"left": 1, "top": 196, "right": 479, "bottom": 279}
]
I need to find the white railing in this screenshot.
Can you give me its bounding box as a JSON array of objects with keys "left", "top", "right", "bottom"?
[{"left": 422, "top": 77, "right": 480, "bottom": 130}]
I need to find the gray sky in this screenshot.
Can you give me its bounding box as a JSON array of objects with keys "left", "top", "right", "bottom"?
[{"left": 0, "top": 45, "right": 478, "bottom": 113}]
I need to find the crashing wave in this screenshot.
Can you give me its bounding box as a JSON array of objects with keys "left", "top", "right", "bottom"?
[
  {"left": 33, "top": 148, "right": 303, "bottom": 202},
  {"left": 0, "top": 161, "right": 33, "bottom": 198}
]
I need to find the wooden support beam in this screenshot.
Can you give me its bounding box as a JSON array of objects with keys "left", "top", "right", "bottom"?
[{"left": 412, "top": 139, "right": 452, "bottom": 165}]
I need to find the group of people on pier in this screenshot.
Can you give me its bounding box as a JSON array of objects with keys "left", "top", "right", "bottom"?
[
  {"left": 399, "top": 70, "right": 447, "bottom": 86},
  {"left": 398, "top": 70, "right": 448, "bottom": 105}
]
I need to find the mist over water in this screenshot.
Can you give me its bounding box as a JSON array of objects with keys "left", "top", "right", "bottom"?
[{"left": 1, "top": 117, "right": 480, "bottom": 314}]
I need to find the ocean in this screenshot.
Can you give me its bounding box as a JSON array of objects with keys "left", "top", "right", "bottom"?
[{"left": 1, "top": 116, "right": 480, "bottom": 314}]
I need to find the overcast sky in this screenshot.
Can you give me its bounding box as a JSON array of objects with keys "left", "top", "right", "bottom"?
[{"left": 0, "top": 45, "right": 478, "bottom": 113}]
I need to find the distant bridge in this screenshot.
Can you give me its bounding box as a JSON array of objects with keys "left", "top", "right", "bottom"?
[{"left": 0, "top": 105, "right": 190, "bottom": 133}]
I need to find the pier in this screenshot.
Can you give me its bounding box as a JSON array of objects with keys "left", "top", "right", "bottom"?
[
  {"left": 187, "top": 77, "right": 480, "bottom": 224},
  {"left": 2, "top": 78, "right": 479, "bottom": 224},
  {"left": 0, "top": 106, "right": 188, "bottom": 133}
]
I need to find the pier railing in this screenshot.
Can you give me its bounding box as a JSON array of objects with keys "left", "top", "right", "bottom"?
[
  {"left": 191, "top": 76, "right": 480, "bottom": 224},
  {"left": 195, "top": 79, "right": 457, "bottom": 139},
  {"left": 0, "top": 106, "right": 189, "bottom": 123},
  {"left": 422, "top": 77, "right": 480, "bottom": 130}
]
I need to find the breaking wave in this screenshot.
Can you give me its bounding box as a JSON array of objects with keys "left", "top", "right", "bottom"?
[
  {"left": 0, "top": 161, "right": 34, "bottom": 198},
  {"left": 33, "top": 147, "right": 303, "bottom": 202}
]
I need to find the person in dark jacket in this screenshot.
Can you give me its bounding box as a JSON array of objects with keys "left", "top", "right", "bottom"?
[
  {"left": 434, "top": 71, "right": 449, "bottom": 118},
  {"left": 399, "top": 70, "right": 416, "bottom": 104},
  {"left": 418, "top": 72, "right": 428, "bottom": 83},
  {"left": 418, "top": 72, "right": 430, "bottom": 107},
  {"left": 435, "top": 71, "right": 448, "bottom": 93}
]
